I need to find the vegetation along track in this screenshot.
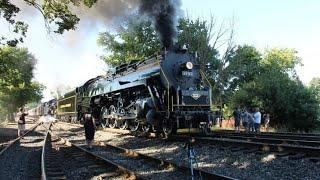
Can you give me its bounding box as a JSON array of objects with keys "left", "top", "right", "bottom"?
[
  {"left": 0, "top": 122, "right": 48, "bottom": 180},
  {"left": 51, "top": 122, "right": 236, "bottom": 180}
]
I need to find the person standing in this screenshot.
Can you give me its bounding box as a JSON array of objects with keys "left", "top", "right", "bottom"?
[
  {"left": 241, "top": 108, "right": 249, "bottom": 132},
  {"left": 84, "top": 114, "right": 95, "bottom": 149},
  {"left": 253, "top": 107, "right": 262, "bottom": 133},
  {"left": 233, "top": 107, "right": 241, "bottom": 133},
  {"left": 264, "top": 113, "right": 270, "bottom": 132},
  {"left": 17, "top": 107, "right": 28, "bottom": 138},
  {"left": 248, "top": 109, "right": 255, "bottom": 133},
  {"left": 215, "top": 106, "right": 223, "bottom": 128}
]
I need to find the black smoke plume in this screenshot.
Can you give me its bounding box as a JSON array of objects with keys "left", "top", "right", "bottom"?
[{"left": 139, "top": 0, "right": 182, "bottom": 48}]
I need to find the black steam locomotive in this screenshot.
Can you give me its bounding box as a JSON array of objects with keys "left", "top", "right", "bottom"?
[{"left": 51, "top": 45, "right": 213, "bottom": 136}]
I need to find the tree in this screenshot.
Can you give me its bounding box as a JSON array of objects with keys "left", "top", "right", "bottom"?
[
  {"left": 309, "top": 77, "right": 320, "bottom": 101},
  {"left": 230, "top": 48, "right": 319, "bottom": 131},
  {"left": 0, "top": 46, "right": 44, "bottom": 121},
  {"left": 97, "top": 16, "right": 233, "bottom": 68},
  {"left": 0, "top": 0, "right": 97, "bottom": 46},
  {"left": 217, "top": 45, "right": 262, "bottom": 104},
  {"left": 97, "top": 18, "right": 161, "bottom": 66}
]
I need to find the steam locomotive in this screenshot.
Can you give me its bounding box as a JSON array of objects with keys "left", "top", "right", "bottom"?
[{"left": 35, "top": 45, "right": 213, "bottom": 136}]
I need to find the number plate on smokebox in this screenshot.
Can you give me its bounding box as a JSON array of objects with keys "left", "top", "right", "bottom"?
[{"left": 182, "top": 71, "right": 193, "bottom": 76}]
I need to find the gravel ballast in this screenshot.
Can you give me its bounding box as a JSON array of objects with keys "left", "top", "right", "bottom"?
[
  {"left": 54, "top": 122, "right": 320, "bottom": 180},
  {"left": 0, "top": 123, "right": 47, "bottom": 180}
]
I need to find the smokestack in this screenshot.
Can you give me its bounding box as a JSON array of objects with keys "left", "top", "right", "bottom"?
[{"left": 139, "top": 0, "right": 182, "bottom": 48}]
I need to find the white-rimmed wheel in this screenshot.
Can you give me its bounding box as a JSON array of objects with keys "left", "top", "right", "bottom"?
[
  {"left": 128, "top": 105, "right": 139, "bottom": 131},
  {"left": 118, "top": 108, "right": 128, "bottom": 130},
  {"left": 162, "top": 119, "right": 174, "bottom": 138},
  {"left": 129, "top": 120, "right": 140, "bottom": 131},
  {"left": 108, "top": 105, "right": 117, "bottom": 128},
  {"left": 203, "top": 123, "right": 213, "bottom": 135},
  {"left": 100, "top": 106, "right": 109, "bottom": 128},
  {"left": 119, "top": 120, "right": 128, "bottom": 130},
  {"left": 142, "top": 123, "right": 152, "bottom": 133},
  {"left": 108, "top": 119, "right": 116, "bottom": 128}
]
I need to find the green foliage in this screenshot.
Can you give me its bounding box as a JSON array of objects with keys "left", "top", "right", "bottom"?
[
  {"left": 262, "top": 48, "right": 301, "bottom": 75},
  {"left": 0, "top": 46, "right": 44, "bottom": 120},
  {"left": 97, "top": 19, "right": 161, "bottom": 66},
  {"left": 229, "top": 48, "right": 319, "bottom": 131},
  {"left": 0, "top": 0, "right": 97, "bottom": 46},
  {"left": 309, "top": 77, "right": 320, "bottom": 101},
  {"left": 222, "top": 45, "right": 262, "bottom": 98},
  {"left": 98, "top": 16, "right": 220, "bottom": 67},
  {"left": 177, "top": 18, "right": 219, "bottom": 69}
]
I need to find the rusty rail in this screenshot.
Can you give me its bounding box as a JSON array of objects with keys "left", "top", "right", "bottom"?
[
  {"left": 172, "top": 135, "right": 320, "bottom": 157},
  {"left": 0, "top": 122, "right": 42, "bottom": 156},
  {"left": 44, "top": 131, "right": 139, "bottom": 180},
  {"left": 99, "top": 141, "right": 236, "bottom": 180},
  {"left": 207, "top": 134, "right": 320, "bottom": 147}
]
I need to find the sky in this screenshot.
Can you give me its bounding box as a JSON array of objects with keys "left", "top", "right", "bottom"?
[{"left": 1, "top": 0, "right": 319, "bottom": 101}]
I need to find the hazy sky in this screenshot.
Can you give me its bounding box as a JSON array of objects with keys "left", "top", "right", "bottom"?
[{"left": 1, "top": 0, "right": 319, "bottom": 101}]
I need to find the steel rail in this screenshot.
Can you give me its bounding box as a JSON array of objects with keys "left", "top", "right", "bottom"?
[
  {"left": 41, "top": 123, "right": 53, "bottom": 180},
  {"left": 47, "top": 134, "right": 139, "bottom": 180},
  {"left": 99, "top": 141, "right": 237, "bottom": 180},
  {"left": 0, "top": 122, "right": 42, "bottom": 156},
  {"left": 53, "top": 122, "right": 236, "bottom": 179},
  {"left": 207, "top": 134, "right": 320, "bottom": 147},
  {"left": 172, "top": 135, "right": 320, "bottom": 157},
  {"left": 211, "top": 131, "right": 320, "bottom": 141},
  {"left": 213, "top": 129, "right": 320, "bottom": 137}
]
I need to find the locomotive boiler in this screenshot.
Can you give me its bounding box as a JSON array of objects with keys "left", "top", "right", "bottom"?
[{"left": 80, "top": 44, "right": 213, "bottom": 136}]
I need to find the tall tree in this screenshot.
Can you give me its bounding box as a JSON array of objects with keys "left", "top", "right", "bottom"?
[
  {"left": 97, "top": 18, "right": 161, "bottom": 66},
  {"left": 309, "top": 77, "right": 320, "bottom": 102},
  {"left": 0, "top": 0, "right": 97, "bottom": 46},
  {"left": 230, "top": 48, "right": 319, "bottom": 131},
  {"left": 97, "top": 16, "right": 233, "bottom": 67},
  {"left": 0, "top": 46, "right": 44, "bottom": 121}
]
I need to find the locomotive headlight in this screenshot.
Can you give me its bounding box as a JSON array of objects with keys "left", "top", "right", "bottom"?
[{"left": 186, "top": 61, "right": 193, "bottom": 70}]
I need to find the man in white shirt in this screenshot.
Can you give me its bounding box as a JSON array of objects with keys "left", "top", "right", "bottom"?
[{"left": 253, "top": 107, "right": 261, "bottom": 133}]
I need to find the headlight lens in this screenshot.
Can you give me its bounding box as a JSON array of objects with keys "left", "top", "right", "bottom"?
[{"left": 186, "top": 61, "right": 193, "bottom": 70}]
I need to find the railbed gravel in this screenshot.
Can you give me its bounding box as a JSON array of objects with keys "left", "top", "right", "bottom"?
[
  {"left": 52, "top": 124, "right": 190, "bottom": 180},
  {"left": 54, "top": 122, "right": 320, "bottom": 180},
  {"left": 49, "top": 137, "right": 128, "bottom": 180},
  {"left": 0, "top": 123, "right": 48, "bottom": 180}
]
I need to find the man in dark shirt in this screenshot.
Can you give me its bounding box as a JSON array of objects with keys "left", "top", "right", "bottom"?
[
  {"left": 233, "top": 107, "right": 241, "bottom": 133},
  {"left": 17, "top": 107, "right": 28, "bottom": 137}
]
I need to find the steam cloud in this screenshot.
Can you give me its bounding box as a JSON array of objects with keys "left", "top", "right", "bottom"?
[
  {"left": 11, "top": 0, "right": 183, "bottom": 48},
  {"left": 78, "top": 0, "right": 140, "bottom": 26},
  {"left": 139, "top": 0, "right": 182, "bottom": 48}
]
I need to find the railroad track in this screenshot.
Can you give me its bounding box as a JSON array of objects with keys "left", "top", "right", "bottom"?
[
  {"left": 171, "top": 135, "right": 320, "bottom": 159},
  {"left": 0, "top": 122, "right": 42, "bottom": 156},
  {"left": 0, "top": 122, "right": 49, "bottom": 180},
  {"left": 50, "top": 123, "right": 236, "bottom": 180},
  {"left": 206, "top": 133, "right": 320, "bottom": 147},
  {"left": 214, "top": 129, "right": 320, "bottom": 137},
  {"left": 211, "top": 130, "right": 320, "bottom": 142},
  {"left": 42, "top": 131, "right": 137, "bottom": 179}
]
